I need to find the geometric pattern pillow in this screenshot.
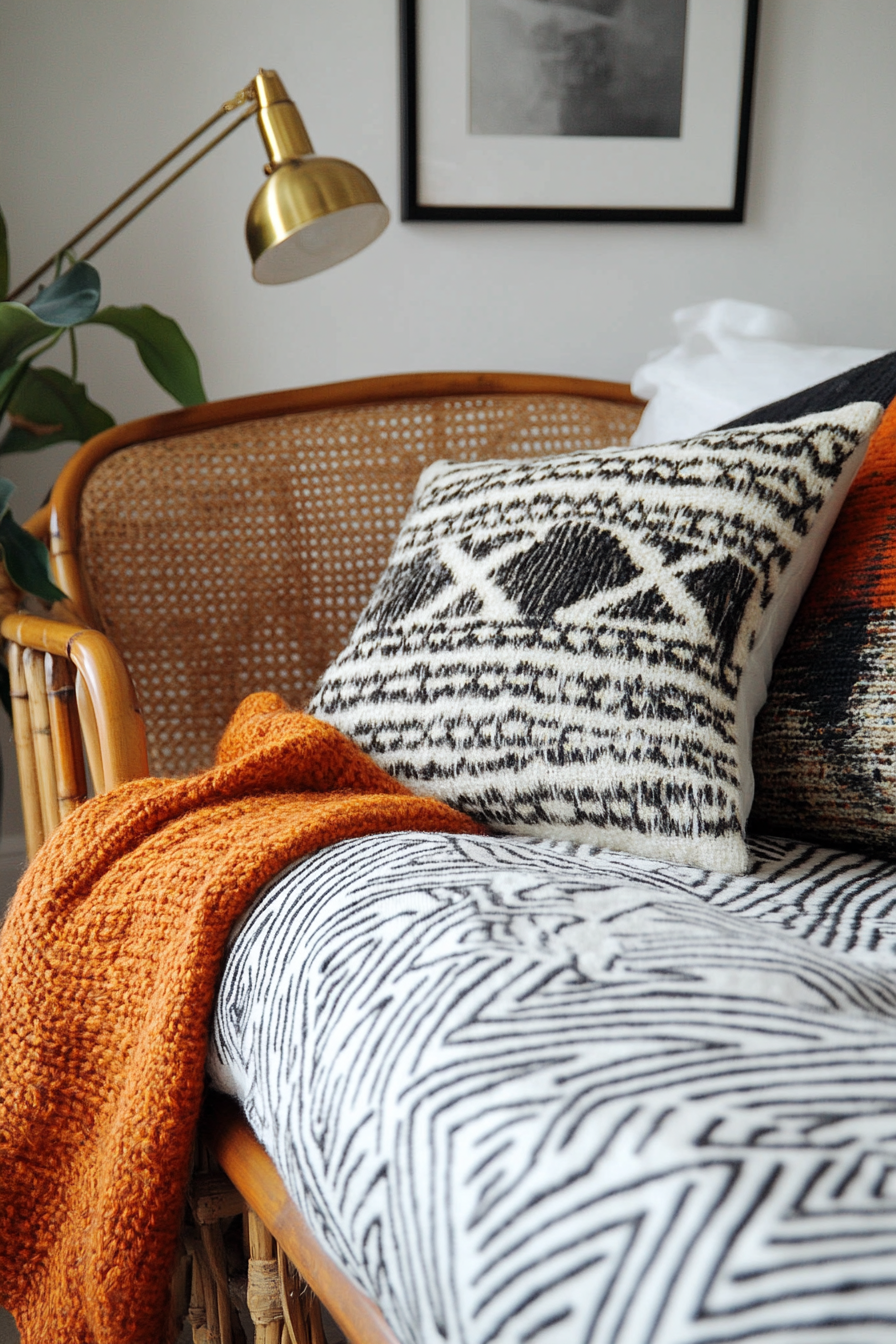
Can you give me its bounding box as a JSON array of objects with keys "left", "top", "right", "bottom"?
[
  {"left": 310, "top": 405, "right": 881, "bottom": 874},
  {"left": 750, "top": 396, "right": 896, "bottom": 855}
]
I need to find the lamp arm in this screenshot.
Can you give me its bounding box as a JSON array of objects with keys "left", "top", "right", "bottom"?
[
  {"left": 79, "top": 104, "right": 257, "bottom": 266},
  {"left": 8, "top": 86, "right": 258, "bottom": 302},
  {"left": 7, "top": 68, "right": 389, "bottom": 295}
]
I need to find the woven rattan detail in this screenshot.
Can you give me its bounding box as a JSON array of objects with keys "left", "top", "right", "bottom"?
[{"left": 78, "top": 393, "right": 642, "bottom": 776}]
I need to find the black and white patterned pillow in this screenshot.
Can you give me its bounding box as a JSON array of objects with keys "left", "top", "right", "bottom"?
[{"left": 310, "top": 405, "right": 881, "bottom": 872}]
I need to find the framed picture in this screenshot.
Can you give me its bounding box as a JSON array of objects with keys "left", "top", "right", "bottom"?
[{"left": 400, "top": 0, "right": 760, "bottom": 223}]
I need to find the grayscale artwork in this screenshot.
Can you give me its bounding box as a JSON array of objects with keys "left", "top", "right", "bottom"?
[{"left": 470, "top": 0, "right": 688, "bottom": 138}]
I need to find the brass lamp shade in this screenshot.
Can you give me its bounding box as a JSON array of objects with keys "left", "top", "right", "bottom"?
[
  {"left": 9, "top": 66, "right": 389, "bottom": 302},
  {"left": 246, "top": 156, "right": 389, "bottom": 285}
]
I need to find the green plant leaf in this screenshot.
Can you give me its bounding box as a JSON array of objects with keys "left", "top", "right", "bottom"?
[
  {"left": 0, "top": 302, "right": 59, "bottom": 371},
  {"left": 0, "top": 477, "right": 16, "bottom": 521},
  {"left": 0, "top": 207, "right": 8, "bottom": 301},
  {"left": 0, "top": 362, "right": 23, "bottom": 409},
  {"left": 0, "top": 362, "right": 29, "bottom": 428},
  {"left": 89, "top": 304, "right": 206, "bottom": 406},
  {"left": 0, "top": 366, "right": 114, "bottom": 454},
  {"left": 0, "top": 423, "right": 62, "bottom": 455},
  {"left": 0, "top": 511, "right": 66, "bottom": 603},
  {"left": 29, "top": 260, "right": 101, "bottom": 328}
]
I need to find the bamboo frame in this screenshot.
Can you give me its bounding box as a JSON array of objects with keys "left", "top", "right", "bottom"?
[
  {"left": 45, "top": 655, "right": 89, "bottom": 822},
  {"left": 247, "top": 1211, "right": 284, "bottom": 1344},
  {"left": 4, "top": 371, "right": 643, "bottom": 1343},
  {"left": 43, "top": 371, "right": 642, "bottom": 623},
  {"left": 22, "top": 648, "right": 60, "bottom": 838},
  {"left": 200, "top": 1219, "right": 235, "bottom": 1344},
  {"left": 2, "top": 616, "right": 148, "bottom": 784},
  {"left": 7, "top": 643, "right": 46, "bottom": 859},
  {"left": 205, "top": 1098, "right": 400, "bottom": 1344},
  {"left": 168, "top": 1240, "right": 192, "bottom": 1344},
  {"left": 2, "top": 615, "right": 148, "bottom": 859},
  {"left": 75, "top": 669, "right": 105, "bottom": 796},
  {"left": 278, "top": 1243, "right": 325, "bottom": 1344}
]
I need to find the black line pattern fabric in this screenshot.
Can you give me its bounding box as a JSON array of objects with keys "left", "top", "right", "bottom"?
[
  {"left": 309, "top": 406, "right": 881, "bottom": 872},
  {"left": 209, "top": 831, "right": 896, "bottom": 1344}
]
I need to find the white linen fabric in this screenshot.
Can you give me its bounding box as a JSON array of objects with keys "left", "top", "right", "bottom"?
[
  {"left": 309, "top": 405, "right": 880, "bottom": 872},
  {"left": 209, "top": 830, "right": 896, "bottom": 1344},
  {"left": 630, "top": 300, "right": 885, "bottom": 447}
]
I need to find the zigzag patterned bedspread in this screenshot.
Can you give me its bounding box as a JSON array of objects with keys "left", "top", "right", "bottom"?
[{"left": 208, "top": 831, "right": 896, "bottom": 1344}]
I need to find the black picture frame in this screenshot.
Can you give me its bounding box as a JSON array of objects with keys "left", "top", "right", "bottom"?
[{"left": 401, "top": 0, "right": 760, "bottom": 223}]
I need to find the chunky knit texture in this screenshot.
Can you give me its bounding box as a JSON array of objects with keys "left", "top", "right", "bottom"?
[{"left": 0, "top": 694, "right": 484, "bottom": 1344}]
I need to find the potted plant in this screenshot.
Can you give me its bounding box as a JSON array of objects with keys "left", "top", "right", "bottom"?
[{"left": 0, "top": 204, "right": 206, "bottom": 708}]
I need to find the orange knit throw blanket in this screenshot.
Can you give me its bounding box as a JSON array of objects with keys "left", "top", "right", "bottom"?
[{"left": 0, "top": 694, "right": 484, "bottom": 1344}]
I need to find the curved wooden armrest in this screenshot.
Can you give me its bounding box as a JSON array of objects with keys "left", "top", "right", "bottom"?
[
  {"left": 2, "top": 613, "right": 148, "bottom": 788},
  {"left": 2, "top": 613, "right": 149, "bottom": 858},
  {"left": 202, "top": 1094, "right": 400, "bottom": 1344},
  {"left": 24, "top": 502, "right": 52, "bottom": 544}
]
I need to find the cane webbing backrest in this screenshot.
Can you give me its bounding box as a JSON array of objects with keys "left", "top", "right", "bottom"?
[{"left": 77, "top": 391, "right": 642, "bottom": 777}]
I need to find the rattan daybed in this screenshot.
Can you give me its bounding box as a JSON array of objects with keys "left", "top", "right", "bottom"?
[{"left": 4, "top": 369, "right": 896, "bottom": 1344}]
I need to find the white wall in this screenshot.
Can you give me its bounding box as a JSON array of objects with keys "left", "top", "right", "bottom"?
[{"left": 0, "top": 0, "right": 895, "bottom": 844}]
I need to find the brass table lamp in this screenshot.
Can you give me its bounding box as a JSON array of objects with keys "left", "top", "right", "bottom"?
[{"left": 10, "top": 69, "right": 389, "bottom": 300}]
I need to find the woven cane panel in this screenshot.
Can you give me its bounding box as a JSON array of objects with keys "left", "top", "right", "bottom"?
[{"left": 78, "top": 393, "right": 642, "bottom": 776}]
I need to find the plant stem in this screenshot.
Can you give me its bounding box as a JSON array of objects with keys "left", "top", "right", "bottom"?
[
  {"left": 69, "top": 327, "right": 78, "bottom": 381},
  {"left": 0, "top": 361, "right": 29, "bottom": 423},
  {"left": 0, "top": 329, "right": 65, "bottom": 422},
  {"left": 20, "top": 327, "right": 65, "bottom": 364}
]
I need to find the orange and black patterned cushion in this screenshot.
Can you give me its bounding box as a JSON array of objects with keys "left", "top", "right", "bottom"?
[{"left": 750, "top": 390, "right": 896, "bottom": 854}]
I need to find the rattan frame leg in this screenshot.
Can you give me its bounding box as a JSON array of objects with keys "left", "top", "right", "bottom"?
[
  {"left": 22, "top": 648, "right": 60, "bottom": 837},
  {"left": 277, "top": 1244, "right": 324, "bottom": 1344},
  {"left": 8, "top": 643, "right": 46, "bottom": 859},
  {"left": 45, "top": 654, "right": 89, "bottom": 820}
]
